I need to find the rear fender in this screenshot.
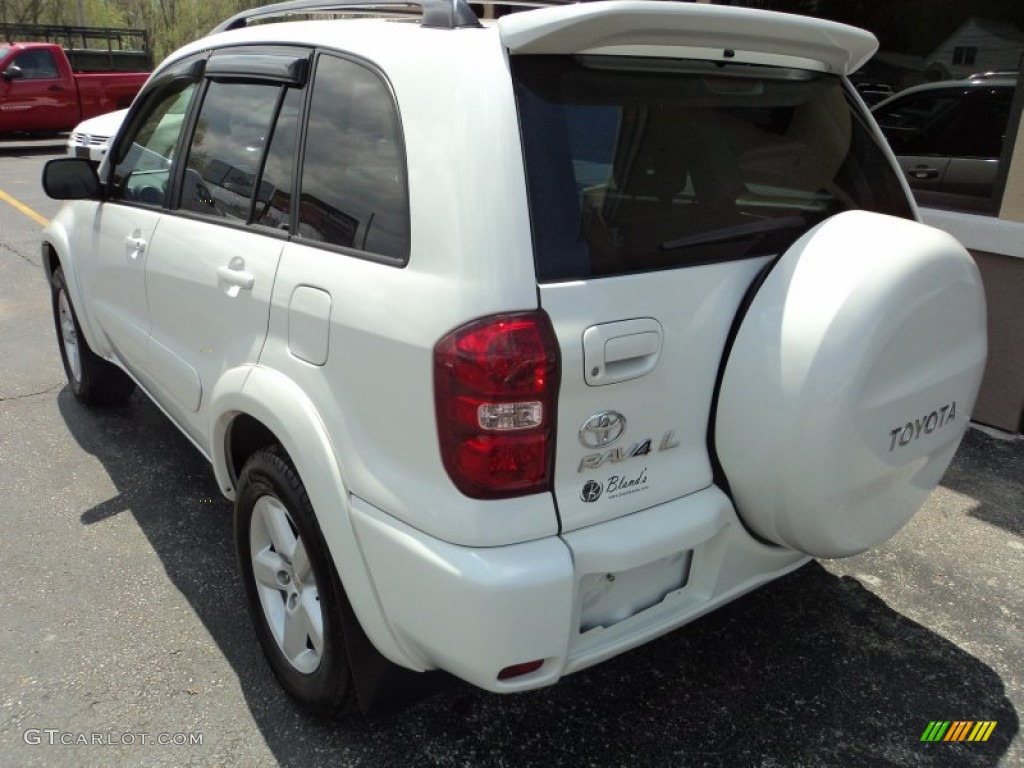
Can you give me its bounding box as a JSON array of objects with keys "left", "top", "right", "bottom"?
[{"left": 209, "top": 365, "right": 422, "bottom": 672}]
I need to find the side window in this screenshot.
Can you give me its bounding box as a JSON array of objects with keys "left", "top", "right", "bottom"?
[
  {"left": 298, "top": 54, "right": 409, "bottom": 262},
  {"left": 11, "top": 49, "right": 59, "bottom": 79},
  {"left": 110, "top": 81, "right": 197, "bottom": 207},
  {"left": 252, "top": 87, "right": 302, "bottom": 231},
  {"left": 946, "top": 90, "right": 1014, "bottom": 159},
  {"left": 179, "top": 81, "right": 283, "bottom": 220},
  {"left": 875, "top": 92, "right": 961, "bottom": 155}
]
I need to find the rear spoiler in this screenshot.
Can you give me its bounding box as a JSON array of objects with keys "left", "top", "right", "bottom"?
[{"left": 499, "top": 1, "right": 877, "bottom": 75}]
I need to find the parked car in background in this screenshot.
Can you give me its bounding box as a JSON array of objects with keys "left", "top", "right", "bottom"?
[
  {"left": 0, "top": 24, "right": 149, "bottom": 136},
  {"left": 854, "top": 81, "right": 894, "bottom": 106},
  {"left": 41, "top": 0, "right": 987, "bottom": 715},
  {"left": 872, "top": 73, "right": 1018, "bottom": 211},
  {"left": 67, "top": 108, "right": 127, "bottom": 163}
]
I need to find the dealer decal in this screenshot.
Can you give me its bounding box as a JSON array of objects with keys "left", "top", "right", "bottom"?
[{"left": 580, "top": 467, "right": 650, "bottom": 503}]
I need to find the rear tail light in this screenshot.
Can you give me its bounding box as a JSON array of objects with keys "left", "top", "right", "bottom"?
[{"left": 434, "top": 311, "right": 560, "bottom": 499}]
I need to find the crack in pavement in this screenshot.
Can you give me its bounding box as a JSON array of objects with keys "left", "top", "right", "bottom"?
[
  {"left": 0, "top": 383, "right": 64, "bottom": 403},
  {"left": 1, "top": 240, "right": 41, "bottom": 268}
]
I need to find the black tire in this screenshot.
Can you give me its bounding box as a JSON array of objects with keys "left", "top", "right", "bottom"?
[
  {"left": 51, "top": 267, "right": 136, "bottom": 406},
  {"left": 235, "top": 446, "right": 355, "bottom": 715}
]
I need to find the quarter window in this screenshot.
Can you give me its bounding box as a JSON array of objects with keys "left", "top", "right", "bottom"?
[{"left": 298, "top": 54, "right": 409, "bottom": 263}]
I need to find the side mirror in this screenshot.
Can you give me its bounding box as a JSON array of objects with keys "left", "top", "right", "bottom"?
[
  {"left": 1, "top": 64, "right": 24, "bottom": 81},
  {"left": 42, "top": 158, "right": 100, "bottom": 200}
]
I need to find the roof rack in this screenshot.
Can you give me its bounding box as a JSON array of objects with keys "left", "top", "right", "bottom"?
[
  {"left": 967, "top": 70, "right": 1019, "bottom": 81},
  {"left": 212, "top": 0, "right": 482, "bottom": 33}
]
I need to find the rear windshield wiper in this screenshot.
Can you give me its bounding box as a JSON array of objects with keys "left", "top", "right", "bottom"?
[{"left": 660, "top": 215, "right": 807, "bottom": 251}]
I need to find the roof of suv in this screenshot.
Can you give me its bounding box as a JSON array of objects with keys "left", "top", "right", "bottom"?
[{"left": 165, "top": 0, "right": 878, "bottom": 77}]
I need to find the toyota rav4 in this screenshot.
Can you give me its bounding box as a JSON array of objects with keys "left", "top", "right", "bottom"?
[{"left": 41, "top": 0, "right": 988, "bottom": 714}]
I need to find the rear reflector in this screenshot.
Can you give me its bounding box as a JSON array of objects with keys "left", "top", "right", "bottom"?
[
  {"left": 498, "top": 659, "right": 544, "bottom": 680},
  {"left": 434, "top": 312, "right": 559, "bottom": 499}
]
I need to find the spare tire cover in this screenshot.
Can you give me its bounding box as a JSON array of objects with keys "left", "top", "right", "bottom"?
[{"left": 715, "top": 210, "right": 986, "bottom": 558}]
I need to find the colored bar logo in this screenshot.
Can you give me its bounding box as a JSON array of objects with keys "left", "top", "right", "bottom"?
[{"left": 921, "top": 721, "right": 997, "bottom": 742}]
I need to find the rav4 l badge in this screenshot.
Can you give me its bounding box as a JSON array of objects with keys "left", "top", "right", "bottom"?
[{"left": 578, "top": 429, "right": 680, "bottom": 473}]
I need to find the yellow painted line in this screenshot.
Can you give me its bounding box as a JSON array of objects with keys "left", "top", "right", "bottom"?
[{"left": 0, "top": 188, "right": 49, "bottom": 227}]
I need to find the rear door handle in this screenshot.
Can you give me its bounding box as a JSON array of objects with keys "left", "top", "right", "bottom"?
[
  {"left": 124, "top": 233, "right": 146, "bottom": 260},
  {"left": 583, "top": 318, "right": 663, "bottom": 386},
  {"left": 908, "top": 166, "right": 939, "bottom": 180},
  {"left": 217, "top": 257, "right": 255, "bottom": 294},
  {"left": 216, "top": 266, "right": 255, "bottom": 289}
]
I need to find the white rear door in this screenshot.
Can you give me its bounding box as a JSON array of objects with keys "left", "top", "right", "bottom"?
[{"left": 510, "top": 48, "right": 918, "bottom": 533}]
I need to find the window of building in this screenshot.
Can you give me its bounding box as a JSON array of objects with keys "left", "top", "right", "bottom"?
[{"left": 952, "top": 46, "right": 977, "bottom": 66}]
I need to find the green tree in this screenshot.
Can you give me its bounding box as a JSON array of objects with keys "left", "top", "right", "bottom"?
[{"left": 1, "top": 0, "right": 264, "bottom": 62}]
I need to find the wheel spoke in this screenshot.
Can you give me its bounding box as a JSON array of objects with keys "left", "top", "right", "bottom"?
[
  {"left": 291, "top": 538, "right": 314, "bottom": 586},
  {"left": 282, "top": 601, "right": 311, "bottom": 663},
  {"left": 255, "top": 497, "right": 296, "bottom": 561},
  {"left": 252, "top": 547, "right": 288, "bottom": 591},
  {"left": 300, "top": 588, "right": 324, "bottom": 657}
]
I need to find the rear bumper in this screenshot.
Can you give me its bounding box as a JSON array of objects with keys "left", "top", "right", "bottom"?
[{"left": 350, "top": 485, "right": 807, "bottom": 693}]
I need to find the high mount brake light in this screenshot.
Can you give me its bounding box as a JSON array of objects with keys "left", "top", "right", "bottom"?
[{"left": 434, "top": 311, "right": 559, "bottom": 499}]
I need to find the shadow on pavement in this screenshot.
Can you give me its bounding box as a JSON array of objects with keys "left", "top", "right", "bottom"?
[
  {"left": 60, "top": 391, "right": 1018, "bottom": 767},
  {"left": 0, "top": 143, "right": 65, "bottom": 158},
  {"left": 941, "top": 428, "right": 1024, "bottom": 538}
]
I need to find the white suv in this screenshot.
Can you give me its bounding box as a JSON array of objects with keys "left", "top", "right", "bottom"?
[{"left": 41, "top": 0, "right": 988, "bottom": 714}]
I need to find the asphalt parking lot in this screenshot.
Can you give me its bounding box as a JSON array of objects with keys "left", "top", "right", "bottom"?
[{"left": 1, "top": 141, "right": 1022, "bottom": 767}]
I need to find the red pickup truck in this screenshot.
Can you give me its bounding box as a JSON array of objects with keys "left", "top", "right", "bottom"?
[{"left": 1, "top": 24, "right": 150, "bottom": 136}]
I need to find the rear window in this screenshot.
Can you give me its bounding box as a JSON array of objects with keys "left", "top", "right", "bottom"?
[{"left": 513, "top": 56, "right": 913, "bottom": 281}]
